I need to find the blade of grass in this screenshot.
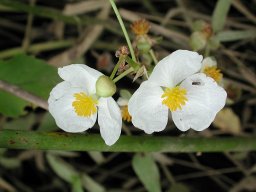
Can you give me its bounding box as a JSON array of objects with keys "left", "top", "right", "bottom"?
[
  {"left": 216, "top": 30, "right": 256, "bottom": 42},
  {"left": 212, "top": 0, "right": 233, "bottom": 32}
]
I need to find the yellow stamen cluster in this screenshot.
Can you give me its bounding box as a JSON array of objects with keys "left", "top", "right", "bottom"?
[
  {"left": 131, "top": 19, "right": 150, "bottom": 35},
  {"left": 203, "top": 66, "right": 223, "bottom": 83},
  {"left": 121, "top": 105, "right": 132, "bottom": 122},
  {"left": 72, "top": 92, "right": 98, "bottom": 117},
  {"left": 162, "top": 86, "right": 188, "bottom": 111}
]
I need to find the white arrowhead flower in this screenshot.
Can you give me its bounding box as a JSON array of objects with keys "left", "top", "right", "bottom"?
[
  {"left": 128, "top": 50, "right": 227, "bottom": 133},
  {"left": 48, "top": 64, "right": 122, "bottom": 146},
  {"left": 201, "top": 56, "right": 223, "bottom": 83}
]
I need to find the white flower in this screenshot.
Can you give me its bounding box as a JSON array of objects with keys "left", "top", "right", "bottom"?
[
  {"left": 128, "top": 50, "right": 227, "bottom": 133},
  {"left": 201, "top": 57, "right": 223, "bottom": 83},
  {"left": 48, "top": 64, "right": 122, "bottom": 146},
  {"left": 117, "top": 97, "right": 132, "bottom": 122}
]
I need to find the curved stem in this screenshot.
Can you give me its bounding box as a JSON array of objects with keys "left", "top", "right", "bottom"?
[
  {"left": 113, "top": 67, "right": 134, "bottom": 83},
  {"left": 109, "top": 0, "right": 137, "bottom": 62},
  {"left": 149, "top": 49, "right": 158, "bottom": 65},
  {"left": 1, "top": 130, "right": 256, "bottom": 152},
  {"left": 110, "top": 56, "right": 125, "bottom": 80}
]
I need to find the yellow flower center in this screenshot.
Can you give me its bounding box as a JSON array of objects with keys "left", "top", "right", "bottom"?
[
  {"left": 161, "top": 86, "right": 188, "bottom": 111},
  {"left": 203, "top": 66, "right": 222, "bottom": 83},
  {"left": 72, "top": 92, "right": 98, "bottom": 117},
  {"left": 121, "top": 105, "right": 132, "bottom": 122}
]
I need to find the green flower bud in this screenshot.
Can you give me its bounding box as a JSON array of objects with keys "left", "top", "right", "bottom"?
[
  {"left": 192, "top": 20, "right": 208, "bottom": 32},
  {"left": 189, "top": 32, "right": 207, "bottom": 51},
  {"left": 208, "top": 36, "right": 220, "bottom": 50},
  {"left": 137, "top": 42, "right": 151, "bottom": 53},
  {"left": 120, "top": 89, "right": 132, "bottom": 100},
  {"left": 96, "top": 75, "right": 116, "bottom": 97},
  {"left": 136, "top": 36, "right": 152, "bottom": 53}
]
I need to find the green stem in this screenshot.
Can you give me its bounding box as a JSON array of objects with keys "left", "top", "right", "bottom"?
[
  {"left": 113, "top": 67, "right": 134, "bottom": 83},
  {"left": 149, "top": 49, "right": 158, "bottom": 65},
  {"left": 1, "top": 130, "right": 256, "bottom": 152},
  {"left": 110, "top": 55, "right": 125, "bottom": 80},
  {"left": 109, "top": 0, "right": 137, "bottom": 62}
]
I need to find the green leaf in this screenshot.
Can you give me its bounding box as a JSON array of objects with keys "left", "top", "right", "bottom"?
[
  {"left": 0, "top": 157, "right": 21, "bottom": 169},
  {"left": 132, "top": 153, "right": 161, "bottom": 192},
  {"left": 216, "top": 30, "right": 256, "bottom": 42},
  {"left": 0, "top": 54, "right": 60, "bottom": 117},
  {"left": 87, "top": 152, "right": 105, "bottom": 164},
  {"left": 0, "top": 91, "right": 28, "bottom": 117},
  {"left": 72, "top": 177, "right": 84, "bottom": 192},
  {"left": 212, "top": 0, "right": 233, "bottom": 32},
  {"left": 46, "top": 154, "right": 79, "bottom": 183},
  {"left": 38, "top": 112, "right": 58, "bottom": 132},
  {"left": 2, "top": 113, "right": 36, "bottom": 130},
  {"left": 81, "top": 174, "right": 105, "bottom": 192}
]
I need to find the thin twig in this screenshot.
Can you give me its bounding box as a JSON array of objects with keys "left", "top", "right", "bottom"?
[{"left": 0, "top": 80, "right": 48, "bottom": 110}]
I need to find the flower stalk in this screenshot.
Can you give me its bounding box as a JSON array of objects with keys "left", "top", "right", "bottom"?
[
  {"left": 109, "top": 0, "right": 137, "bottom": 62},
  {"left": 1, "top": 130, "right": 256, "bottom": 152}
]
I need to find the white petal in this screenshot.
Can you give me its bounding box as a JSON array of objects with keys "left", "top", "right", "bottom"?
[
  {"left": 48, "top": 82, "right": 97, "bottom": 133},
  {"left": 201, "top": 57, "right": 217, "bottom": 71},
  {"left": 117, "top": 97, "right": 129, "bottom": 106},
  {"left": 128, "top": 81, "right": 168, "bottom": 134},
  {"left": 149, "top": 50, "right": 203, "bottom": 87},
  {"left": 172, "top": 73, "right": 227, "bottom": 131},
  {"left": 48, "top": 81, "right": 71, "bottom": 105},
  {"left": 98, "top": 97, "right": 122, "bottom": 146},
  {"left": 58, "top": 64, "right": 103, "bottom": 94}
]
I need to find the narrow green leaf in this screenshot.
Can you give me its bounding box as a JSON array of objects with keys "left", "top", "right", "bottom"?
[
  {"left": 0, "top": 157, "right": 21, "bottom": 169},
  {"left": 132, "top": 153, "right": 161, "bottom": 192},
  {"left": 87, "top": 152, "right": 105, "bottom": 164},
  {"left": 46, "top": 154, "right": 79, "bottom": 183},
  {"left": 216, "top": 30, "right": 256, "bottom": 42},
  {"left": 212, "top": 0, "right": 233, "bottom": 32},
  {"left": 0, "top": 54, "right": 60, "bottom": 117},
  {"left": 81, "top": 174, "right": 105, "bottom": 192},
  {"left": 72, "top": 177, "right": 84, "bottom": 192}
]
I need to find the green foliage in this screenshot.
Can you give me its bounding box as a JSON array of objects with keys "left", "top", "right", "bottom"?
[
  {"left": 189, "top": 32, "right": 207, "bottom": 51},
  {"left": 47, "top": 153, "right": 105, "bottom": 192},
  {"left": 2, "top": 113, "right": 36, "bottom": 130},
  {"left": 0, "top": 54, "right": 60, "bottom": 117},
  {"left": 38, "top": 112, "right": 58, "bottom": 132},
  {"left": 0, "top": 92, "right": 28, "bottom": 117},
  {"left": 132, "top": 153, "right": 161, "bottom": 192},
  {"left": 47, "top": 154, "right": 79, "bottom": 183},
  {"left": 216, "top": 30, "right": 256, "bottom": 42},
  {"left": 212, "top": 0, "right": 233, "bottom": 32}
]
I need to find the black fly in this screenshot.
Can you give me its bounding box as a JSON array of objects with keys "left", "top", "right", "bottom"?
[{"left": 192, "top": 81, "right": 201, "bottom": 85}]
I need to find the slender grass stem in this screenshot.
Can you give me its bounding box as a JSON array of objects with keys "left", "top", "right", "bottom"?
[
  {"left": 149, "top": 49, "right": 158, "bottom": 65},
  {"left": 109, "top": 0, "right": 137, "bottom": 62}
]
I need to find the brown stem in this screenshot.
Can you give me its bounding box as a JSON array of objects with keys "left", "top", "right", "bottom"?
[{"left": 0, "top": 80, "right": 48, "bottom": 110}]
